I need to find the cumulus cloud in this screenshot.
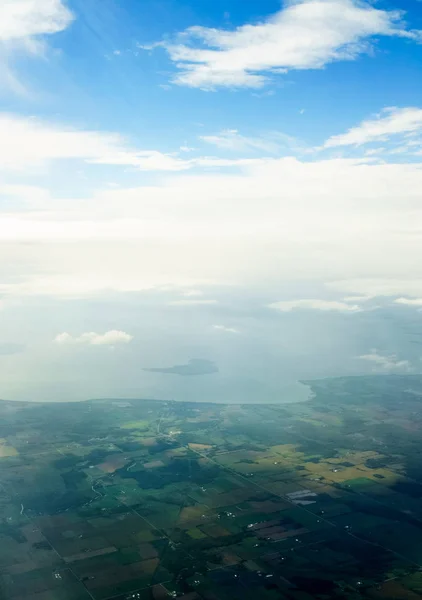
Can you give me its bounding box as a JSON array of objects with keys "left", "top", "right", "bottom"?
[
  {"left": 357, "top": 349, "right": 411, "bottom": 372},
  {"left": 54, "top": 330, "right": 134, "bottom": 345},
  {"left": 0, "top": 0, "right": 74, "bottom": 93},
  {"left": 269, "top": 299, "right": 361, "bottom": 312},
  {"left": 144, "top": 0, "right": 421, "bottom": 90},
  {"left": 324, "top": 107, "right": 422, "bottom": 148},
  {"left": 213, "top": 325, "right": 239, "bottom": 334}
]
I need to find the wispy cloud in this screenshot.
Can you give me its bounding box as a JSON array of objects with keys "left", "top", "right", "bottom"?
[
  {"left": 0, "top": 0, "right": 74, "bottom": 93},
  {"left": 395, "top": 297, "right": 422, "bottom": 307},
  {"left": 143, "top": 0, "right": 422, "bottom": 90},
  {"left": 324, "top": 107, "right": 422, "bottom": 148},
  {"left": 168, "top": 299, "right": 218, "bottom": 306},
  {"left": 181, "top": 290, "right": 204, "bottom": 297},
  {"left": 213, "top": 325, "right": 239, "bottom": 334},
  {"left": 200, "top": 129, "right": 282, "bottom": 153},
  {"left": 0, "top": 0, "right": 73, "bottom": 43},
  {"left": 54, "top": 330, "right": 134, "bottom": 346},
  {"left": 0, "top": 113, "right": 191, "bottom": 172},
  {"left": 0, "top": 113, "right": 272, "bottom": 174},
  {"left": 329, "top": 280, "right": 422, "bottom": 299},
  {"left": 357, "top": 349, "right": 411, "bottom": 372},
  {"left": 343, "top": 295, "right": 374, "bottom": 303},
  {"left": 269, "top": 299, "right": 361, "bottom": 313}
]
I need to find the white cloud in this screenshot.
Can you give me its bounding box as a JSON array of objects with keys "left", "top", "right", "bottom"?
[
  {"left": 365, "top": 147, "right": 386, "bottom": 157},
  {"left": 0, "top": 114, "right": 273, "bottom": 174},
  {"left": 91, "top": 149, "right": 192, "bottom": 172},
  {"left": 0, "top": 0, "right": 72, "bottom": 43},
  {"left": 3, "top": 155, "right": 422, "bottom": 298},
  {"left": 182, "top": 289, "right": 204, "bottom": 297},
  {"left": 0, "top": 0, "right": 74, "bottom": 93},
  {"left": 54, "top": 330, "right": 134, "bottom": 345},
  {"left": 200, "top": 129, "right": 281, "bottom": 153},
  {"left": 269, "top": 299, "right": 361, "bottom": 312},
  {"left": 357, "top": 349, "right": 411, "bottom": 372},
  {"left": 0, "top": 113, "right": 192, "bottom": 172},
  {"left": 324, "top": 107, "right": 422, "bottom": 148},
  {"left": 213, "top": 325, "right": 239, "bottom": 333},
  {"left": 193, "top": 157, "right": 266, "bottom": 168},
  {"left": 147, "top": 0, "right": 421, "bottom": 90},
  {"left": 0, "top": 183, "right": 51, "bottom": 209},
  {"left": 395, "top": 297, "right": 422, "bottom": 307},
  {"left": 0, "top": 274, "right": 180, "bottom": 298}
]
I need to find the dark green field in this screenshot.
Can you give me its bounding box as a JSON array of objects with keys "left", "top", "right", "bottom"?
[{"left": 2, "top": 375, "right": 422, "bottom": 599}]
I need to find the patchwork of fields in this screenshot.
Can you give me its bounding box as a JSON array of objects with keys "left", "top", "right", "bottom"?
[{"left": 1, "top": 375, "right": 422, "bottom": 599}]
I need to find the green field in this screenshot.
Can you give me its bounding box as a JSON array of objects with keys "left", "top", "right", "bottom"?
[{"left": 2, "top": 375, "right": 422, "bottom": 599}]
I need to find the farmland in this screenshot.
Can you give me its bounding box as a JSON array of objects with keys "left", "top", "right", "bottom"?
[{"left": 2, "top": 375, "right": 422, "bottom": 599}]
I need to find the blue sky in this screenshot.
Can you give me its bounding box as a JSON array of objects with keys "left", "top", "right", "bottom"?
[
  {"left": 1, "top": 0, "right": 422, "bottom": 401},
  {"left": 4, "top": 0, "right": 422, "bottom": 153}
]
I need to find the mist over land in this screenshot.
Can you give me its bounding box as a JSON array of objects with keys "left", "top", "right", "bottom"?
[{"left": 1, "top": 285, "right": 420, "bottom": 404}]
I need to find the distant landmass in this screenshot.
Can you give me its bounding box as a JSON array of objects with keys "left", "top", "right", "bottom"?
[{"left": 144, "top": 358, "right": 218, "bottom": 376}]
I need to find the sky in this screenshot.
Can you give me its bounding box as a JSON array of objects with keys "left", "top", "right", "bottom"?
[{"left": 1, "top": 0, "right": 422, "bottom": 402}]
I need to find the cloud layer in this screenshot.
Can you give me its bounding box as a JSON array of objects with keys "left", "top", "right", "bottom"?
[{"left": 2, "top": 149, "right": 422, "bottom": 298}]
